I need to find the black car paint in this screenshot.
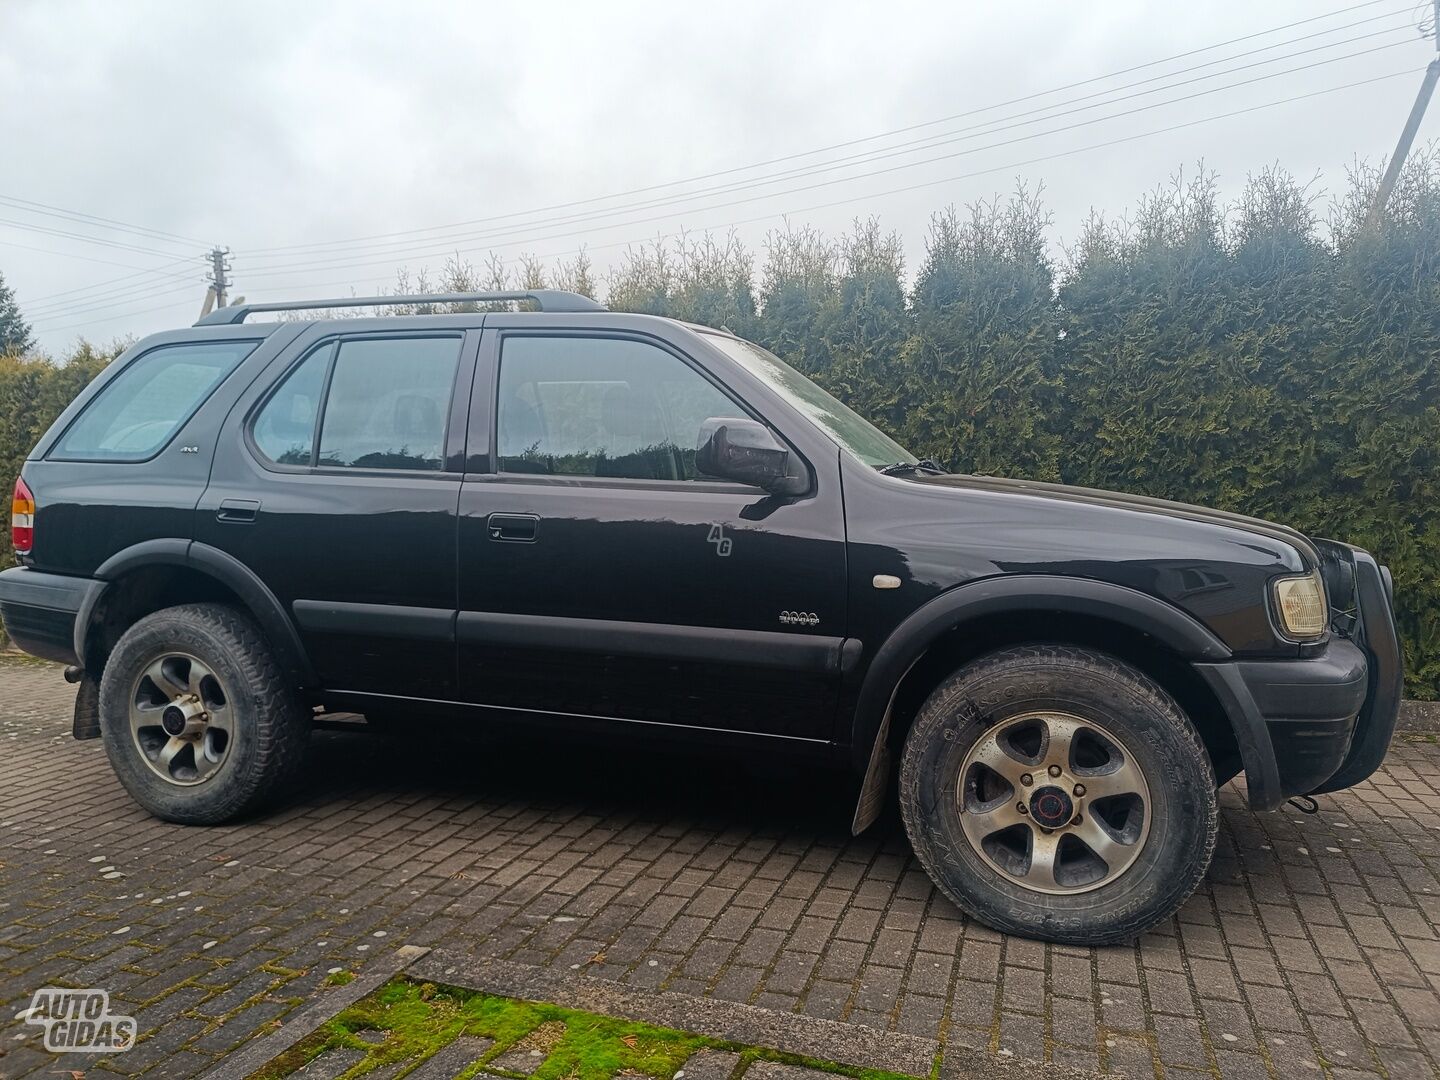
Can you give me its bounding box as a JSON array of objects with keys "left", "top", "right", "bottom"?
[{"left": 0, "top": 309, "right": 1400, "bottom": 823}]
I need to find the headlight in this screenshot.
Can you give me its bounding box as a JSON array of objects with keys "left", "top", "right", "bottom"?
[{"left": 1272, "top": 570, "right": 1327, "bottom": 640}]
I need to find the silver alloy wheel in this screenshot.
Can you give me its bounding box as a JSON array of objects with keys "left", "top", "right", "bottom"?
[
  {"left": 128, "top": 652, "right": 233, "bottom": 786},
  {"left": 957, "top": 711, "right": 1151, "bottom": 894}
]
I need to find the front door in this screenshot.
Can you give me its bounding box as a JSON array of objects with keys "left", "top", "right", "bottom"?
[
  {"left": 197, "top": 329, "right": 474, "bottom": 699},
  {"left": 456, "top": 326, "right": 848, "bottom": 741}
]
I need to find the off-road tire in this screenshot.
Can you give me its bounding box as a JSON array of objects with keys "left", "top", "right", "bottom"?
[
  {"left": 898, "top": 644, "right": 1217, "bottom": 945},
  {"left": 100, "top": 603, "right": 309, "bottom": 824}
]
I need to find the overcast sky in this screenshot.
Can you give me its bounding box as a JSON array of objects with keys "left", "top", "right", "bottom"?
[{"left": 3, "top": 0, "right": 1436, "bottom": 354}]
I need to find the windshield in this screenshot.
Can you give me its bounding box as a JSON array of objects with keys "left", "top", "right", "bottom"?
[{"left": 704, "top": 333, "right": 916, "bottom": 468}]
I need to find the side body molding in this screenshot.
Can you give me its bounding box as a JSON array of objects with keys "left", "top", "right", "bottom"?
[
  {"left": 83, "top": 539, "right": 317, "bottom": 687},
  {"left": 848, "top": 574, "right": 1235, "bottom": 833}
]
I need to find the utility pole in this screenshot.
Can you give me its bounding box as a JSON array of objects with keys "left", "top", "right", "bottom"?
[
  {"left": 207, "top": 246, "right": 232, "bottom": 307},
  {"left": 1366, "top": 0, "right": 1440, "bottom": 226}
]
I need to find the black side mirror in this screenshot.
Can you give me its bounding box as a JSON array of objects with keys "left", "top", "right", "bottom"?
[{"left": 696, "top": 417, "right": 806, "bottom": 496}]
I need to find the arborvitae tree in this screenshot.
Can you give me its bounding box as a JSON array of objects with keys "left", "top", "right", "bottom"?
[
  {"left": 667, "top": 233, "right": 757, "bottom": 336},
  {"left": 823, "top": 218, "right": 908, "bottom": 434},
  {"left": 1323, "top": 148, "right": 1440, "bottom": 690},
  {"left": 316, "top": 151, "right": 1440, "bottom": 697},
  {"left": 0, "top": 270, "right": 34, "bottom": 355},
  {"left": 0, "top": 342, "right": 117, "bottom": 579},
  {"left": 551, "top": 247, "right": 597, "bottom": 299},
  {"left": 606, "top": 238, "right": 677, "bottom": 316},
  {"left": 901, "top": 188, "right": 1062, "bottom": 478},
  {"left": 754, "top": 224, "right": 838, "bottom": 375},
  {"left": 1059, "top": 168, "right": 1236, "bottom": 501}
]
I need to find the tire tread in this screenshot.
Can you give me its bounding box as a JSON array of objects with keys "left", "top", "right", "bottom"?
[{"left": 898, "top": 643, "right": 1218, "bottom": 945}]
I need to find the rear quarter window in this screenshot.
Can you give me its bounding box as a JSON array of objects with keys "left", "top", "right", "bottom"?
[{"left": 50, "top": 340, "right": 257, "bottom": 462}]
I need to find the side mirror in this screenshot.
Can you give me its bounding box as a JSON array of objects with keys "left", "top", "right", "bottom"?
[{"left": 696, "top": 417, "right": 806, "bottom": 496}]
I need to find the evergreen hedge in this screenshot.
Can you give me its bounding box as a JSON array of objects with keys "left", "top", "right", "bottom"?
[
  {"left": 605, "top": 156, "right": 1440, "bottom": 698},
  {"left": 2, "top": 152, "right": 1436, "bottom": 699}
]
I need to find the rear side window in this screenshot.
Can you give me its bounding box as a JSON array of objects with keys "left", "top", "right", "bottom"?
[
  {"left": 252, "top": 344, "right": 331, "bottom": 466},
  {"left": 51, "top": 340, "right": 256, "bottom": 461},
  {"left": 252, "top": 336, "right": 461, "bottom": 471}
]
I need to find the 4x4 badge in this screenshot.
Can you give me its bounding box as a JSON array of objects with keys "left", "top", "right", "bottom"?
[{"left": 707, "top": 524, "right": 733, "bottom": 557}]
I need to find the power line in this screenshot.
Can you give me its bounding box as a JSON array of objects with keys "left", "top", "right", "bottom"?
[
  {"left": 23, "top": 268, "right": 203, "bottom": 320},
  {"left": 0, "top": 238, "right": 197, "bottom": 275},
  {"left": 0, "top": 216, "right": 192, "bottom": 260},
  {"left": 32, "top": 297, "right": 205, "bottom": 336},
  {"left": 0, "top": 194, "right": 209, "bottom": 249},
  {"left": 239, "top": 38, "right": 1420, "bottom": 281},
  {"left": 242, "top": 0, "right": 1405, "bottom": 258},
  {"left": 19, "top": 257, "right": 200, "bottom": 309},
  {"left": 233, "top": 66, "right": 1421, "bottom": 304},
  {"left": 28, "top": 280, "right": 208, "bottom": 328},
  {"left": 49, "top": 67, "right": 1419, "bottom": 338}
]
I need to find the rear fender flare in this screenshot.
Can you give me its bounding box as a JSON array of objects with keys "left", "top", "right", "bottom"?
[{"left": 82, "top": 539, "right": 316, "bottom": 687}]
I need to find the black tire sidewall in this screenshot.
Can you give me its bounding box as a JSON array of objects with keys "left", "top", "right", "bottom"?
[
  {"left": 900, "top": 646, "right": 1216, "bottom": 944},
  {"left": 99, "top": 605, "right": 293, "bottom": 824}
]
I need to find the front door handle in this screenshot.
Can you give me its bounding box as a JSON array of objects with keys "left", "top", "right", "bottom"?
[
  {"left": 217, "top": 498, "right": 260, "bottom": 524},
  {"left": 487, "top": 513, "right": 538, "bottom": 543}
]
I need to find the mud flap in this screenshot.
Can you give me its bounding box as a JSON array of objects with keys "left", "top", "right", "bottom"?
[
  {"left": 851, "top": 707, "right": 892, "bottom": 834},
  {"left": 72, "top": 674, "right": 100, "bottom": 739}
]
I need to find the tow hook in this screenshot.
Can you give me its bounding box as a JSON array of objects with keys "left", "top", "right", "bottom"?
[
  {"left": 1287, "top": 794, "right": 1320, "bottom": 815},
  {"left": 63, "top": 665, "right": 84, "bottom": 684}
]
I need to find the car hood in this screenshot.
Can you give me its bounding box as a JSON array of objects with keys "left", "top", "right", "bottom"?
[{"left": 910, "top": 473, "right": 1319, "bottom": 565}]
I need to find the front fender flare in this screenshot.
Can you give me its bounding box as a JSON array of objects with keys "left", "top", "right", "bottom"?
[{"left": 848, "top": 574, "right": 1234, "bottom": 833}]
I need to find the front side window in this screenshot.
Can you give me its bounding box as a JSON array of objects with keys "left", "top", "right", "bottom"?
[
  {"left": 51, "top": 340, "right": 256, "bottom": 461},
  {"left": 496, "top": 335, "right": 741, "bottom": 481},
  {"left": 703, "top": 332, "right": 916, "bottom": 468}
]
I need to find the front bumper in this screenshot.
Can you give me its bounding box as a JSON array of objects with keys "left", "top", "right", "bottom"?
[
  {"left": 0, "top": 566, "right": 99, "bottom": 666},
  {"left": 1196, "top": 548, "right": 1402, "bottom": 810}
]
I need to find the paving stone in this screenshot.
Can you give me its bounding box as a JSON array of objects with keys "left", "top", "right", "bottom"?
[
  {"left": 296, "top": 1046, "right": 368, "bottom": 1077},
  {"left": 744, "top": 1062, "right": 836, "bottom": 1080},
  {"left": 408, "top": 1034, "right": 495, "bottom": 1078},
  {"left": 2, "top": 660, "right": 1440, "bottom": 1078},
  {"left": 489, "top": 1045, "right": 551, "bottom": 1075},
  {"left": 677, "top": 1048, "right": 742, "bottom": 1079}
]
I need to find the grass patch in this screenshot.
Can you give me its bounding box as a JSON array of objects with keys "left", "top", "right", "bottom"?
[{"left": 257, "top": 976, "right": 920, "bottom": 1080}]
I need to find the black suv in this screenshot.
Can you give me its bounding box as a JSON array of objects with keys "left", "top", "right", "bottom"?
[{"left": 0, "top": 290, "right": 1401, "bottom": 944}]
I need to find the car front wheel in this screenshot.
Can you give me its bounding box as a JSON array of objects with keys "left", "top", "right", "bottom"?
[
  {"left": 898, "top": 644, "right": 1217, "bottom": 945},
  {"left": 99, "top": 603, "right": 309, "bottom": 824}
]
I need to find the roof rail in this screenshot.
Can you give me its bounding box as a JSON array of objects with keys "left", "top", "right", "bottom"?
[{"left": 194, "top": 289, "right": 606, "bottom": 326}]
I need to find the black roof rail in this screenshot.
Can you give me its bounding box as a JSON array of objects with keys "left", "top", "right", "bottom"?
[{"left": 194, "top": 289, "right": 606, "bottom": 326}]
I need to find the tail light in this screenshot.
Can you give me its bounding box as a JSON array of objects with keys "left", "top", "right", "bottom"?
[{"left": 11, "top": 477, "right": 34, "bottom": 555}]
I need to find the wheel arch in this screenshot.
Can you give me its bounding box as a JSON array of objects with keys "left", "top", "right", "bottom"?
[
  {"left": 80, "top": 540, "right": 315, "bottom": 689},
  {"left": 849, "top": 576, "right": 1246, "bottom": 833}
]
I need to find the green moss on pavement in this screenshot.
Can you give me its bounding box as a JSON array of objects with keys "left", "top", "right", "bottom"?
[{"left": 259, "top": 976, "right": 921, "bottom": 1080}]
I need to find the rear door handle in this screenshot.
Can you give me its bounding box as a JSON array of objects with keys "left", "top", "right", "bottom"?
[
  {"left": 487, "top": 513, "right": 538, "bottom": 543},
  {"left": 217, "top": 498, "right": 260, "bottom": 524}
]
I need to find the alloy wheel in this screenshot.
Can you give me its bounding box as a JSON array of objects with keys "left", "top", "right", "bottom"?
[
  {"left": 957, "top": 711, "right": 1151, "bottom": 894},
  {"left": 128, "top": 653, "right": 234, "bottom": 786}
]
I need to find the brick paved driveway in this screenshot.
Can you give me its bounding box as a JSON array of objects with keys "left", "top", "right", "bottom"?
[{"left": 1, "top": 657, "right": 1438, "bottom": 1080}]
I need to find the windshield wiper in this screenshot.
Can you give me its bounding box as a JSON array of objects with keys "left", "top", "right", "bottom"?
[{"left": 877, "top": 459, "right": 946, "bottom": 476}]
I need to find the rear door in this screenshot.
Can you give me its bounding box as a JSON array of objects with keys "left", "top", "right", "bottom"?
[
  {"left": 455, "top": 320, "right": 849, "bottom": 741},
  {"left": 23, "top": 328, "right": 287, "bottom": 578},
  {"left": 196, "top": 327, "right": 476, "bottom": 699}
]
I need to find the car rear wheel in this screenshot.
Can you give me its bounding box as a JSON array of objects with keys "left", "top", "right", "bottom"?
[
  {"left": 99, "top": 603, "right": 309, "bottom": 824},
  {"left": 898, "top": 644, "right": 1217, "bottom": 945}
]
